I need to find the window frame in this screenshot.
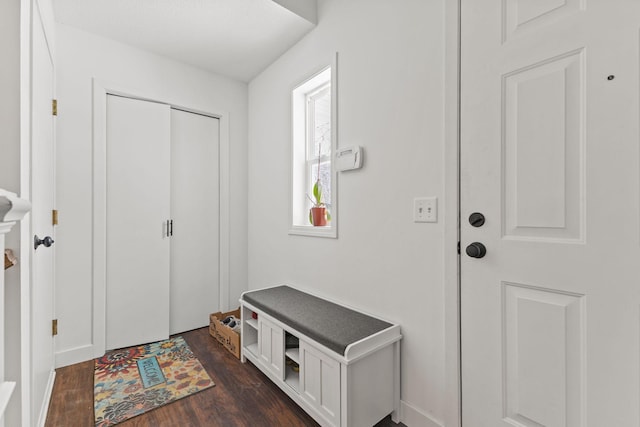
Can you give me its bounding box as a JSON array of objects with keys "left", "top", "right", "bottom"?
[{"left": 289, "top": 55, "right": 338, "bottom": 238}]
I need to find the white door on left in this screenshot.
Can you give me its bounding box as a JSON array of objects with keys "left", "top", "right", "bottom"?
[
  {"left": 105, "top": 95, "right": 171, "bottom": 350},
  {"left": 30, "top": 4, "right": 56, "bottom": 425}
]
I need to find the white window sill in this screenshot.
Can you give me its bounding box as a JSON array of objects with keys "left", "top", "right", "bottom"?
[{"left": 289, "top": 225, "right": 337, "bottom": 238}]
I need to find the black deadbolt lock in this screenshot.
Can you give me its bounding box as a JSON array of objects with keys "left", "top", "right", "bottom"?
[{"left": 469, "top": 212, "right": 485, "bottom": 227}]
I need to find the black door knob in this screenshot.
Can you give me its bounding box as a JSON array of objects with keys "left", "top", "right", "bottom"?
[
  {"left": 469, "top": 212, "right": 485, "bottom": 227},
  {"left": 34, "top": 235, "right": 54, "bottom": 250},
  {"left": 465, "top": 242, "right": 486, "bottom": 258}
]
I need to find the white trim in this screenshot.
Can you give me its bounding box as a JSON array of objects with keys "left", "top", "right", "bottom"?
[
  {"left": 35, "top": 370, "right": 55, "bottom": 427},
  {"left": 219, "top": 114, "right": 231, "bottom": 311},
  {"left": 400, "top": 399, "right": 444, "bottom": 427},
  {"left": 91, "top": 80, "right": 108, "bottom": 358},
  {"left": 90, "top": 78, "right": 232, "bottom": 356},
  {"left": 330, "top": 54, "right": 338, "bottom": 237},
  {"left": 289, "top": 53, "right": 338, "bottom": 239},
  {"left": 19, "top": 0, "right": 33, "bottom": 424},
  {"left": 54, "top": 344, "right": 94, "bottom": 369},
  {"left": 392, "top": 338, "right": 401, "bottom": 423},
  {"left": 443, "top": 1, "right": 462, "bottom": 427},
  {"left": 34, "top": 0, "right": 55, "bottom": 61},
  {"left": 288, "top": 225, "right": 335, "bottom": 238},
  {"left": 19, "top": 70, "right": 32, "bottom": 427},
  {"left": 0, "top": 382, "right": 16, "bottom": 424}
]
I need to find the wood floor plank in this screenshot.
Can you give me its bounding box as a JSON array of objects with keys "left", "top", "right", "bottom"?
[{"left": 45, "top": 327, "right": 403, "bottom": 426}]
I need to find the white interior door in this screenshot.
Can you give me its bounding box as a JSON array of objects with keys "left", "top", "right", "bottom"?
[
  {"left": 30, "top": 4, "right": 56, "bottom": 425},
  {"left": 461, "top": 1, "right": 640, "bottom": 426},
  {"left": 170, "top": 109, "right": 220, "bottom": 334},
  {"left": 106, "top": 95, "right": 171, "bottom": 350}
]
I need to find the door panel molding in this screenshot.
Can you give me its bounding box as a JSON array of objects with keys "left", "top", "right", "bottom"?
[
  {"left": 502, "top": 48, "right": 585, "bottom": 242},
  {"left": 502, "top": 281, "right": 586, "bottom": 427},
  {"left": 502, "top": 0, "right": 583, "bottom": 43}
]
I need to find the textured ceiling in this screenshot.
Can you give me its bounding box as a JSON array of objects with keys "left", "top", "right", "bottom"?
[{"left": 52, "top": 0, "right": 316, "bottom": 82}]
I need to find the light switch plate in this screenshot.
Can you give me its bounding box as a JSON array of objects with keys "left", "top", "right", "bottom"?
[{"left": 414, "top": 197, "right": 437, "bottom": 223}]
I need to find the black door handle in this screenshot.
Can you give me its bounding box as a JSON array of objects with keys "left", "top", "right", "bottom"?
[
  {"left": 465, "top": 242, "right": 486, "bottom": 258},
  {"left": 34, "top": 235, "right": 54, "bottom": 250}
]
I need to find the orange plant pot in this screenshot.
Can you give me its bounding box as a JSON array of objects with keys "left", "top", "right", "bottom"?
[{"left": 310, "top": 207, "right": 327, "bottom": 226}]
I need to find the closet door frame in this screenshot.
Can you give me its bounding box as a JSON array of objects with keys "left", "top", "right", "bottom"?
[{"left": 91, "top": 79, "right": 231, "bottom": 357}]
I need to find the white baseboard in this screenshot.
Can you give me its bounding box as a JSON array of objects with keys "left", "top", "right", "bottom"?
[
  {"left": 36, "top": 370, "right": 55, "bottom": 427},
  {"left": 55, "top": 344, "right": 95, "bottom": 368},
  {"left": 0, "top": 381, "right": 16, "bottom": 424},
  {"left": 400, "top": 400, "right": 443, "bottom": 427}
]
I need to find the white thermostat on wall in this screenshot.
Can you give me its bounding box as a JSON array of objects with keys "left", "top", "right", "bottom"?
[{"left": 335, "top": 145, "right": 363, "bottom": 172}]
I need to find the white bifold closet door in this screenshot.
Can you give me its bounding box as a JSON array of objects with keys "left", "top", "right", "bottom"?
[
  {"left": 169, "top": 109, "right": 220, "bottom": 335},
  {"left": 105, "top": 95, "right": 220, "bottom": 350},
  {"left": 106, "top": 95, "right": 171, "bottom": 350}
]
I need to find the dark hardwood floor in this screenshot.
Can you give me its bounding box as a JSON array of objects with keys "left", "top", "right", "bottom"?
[{"left": 45, "top": 327, "right": 404, "bottom": 426}]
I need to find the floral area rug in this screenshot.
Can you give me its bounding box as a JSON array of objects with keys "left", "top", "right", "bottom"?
[{"left": 94, "top": 336, "right": 214, "bottom": 426}]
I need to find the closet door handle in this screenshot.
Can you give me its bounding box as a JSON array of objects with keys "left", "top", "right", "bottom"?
[{"left": 170, "top": 220, "right": 173, "bottom": 236}]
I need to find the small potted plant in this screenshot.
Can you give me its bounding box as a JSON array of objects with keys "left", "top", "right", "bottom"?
[
  {"left": 307, "top": 129, "right": 331, "bottom": 226},
  {"left": 308, "top": 180, "right": 328, "bottom": 226}
]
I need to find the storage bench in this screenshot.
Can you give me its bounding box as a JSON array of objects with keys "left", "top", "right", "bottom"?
[{"left": 240, "top": 285, "right": 401, "bottom": 427}]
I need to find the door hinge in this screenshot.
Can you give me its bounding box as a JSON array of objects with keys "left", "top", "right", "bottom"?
[
  {"left": 52, "top": 319, "right": 58, "bottom": 336},
  {"left": 52, "top": 209, "right": 59, "bottom": 226},
  {"left": 52, "top": 99, "right": 58, "bottom": 116},
  {"left": 457, "top": 241, "right": 461, "bottom": 255}
]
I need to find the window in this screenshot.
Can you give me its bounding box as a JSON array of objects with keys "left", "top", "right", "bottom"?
[
  {"left": 290, "top": 59, "right": 337, "bottom": 237},
  {"left": 307, "top": 84, "right": 331, "bottom": 216}
]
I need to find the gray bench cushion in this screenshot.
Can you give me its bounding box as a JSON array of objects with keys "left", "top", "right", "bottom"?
[{"left": 242, "top": 285, "right": 392, "bottom": 356}]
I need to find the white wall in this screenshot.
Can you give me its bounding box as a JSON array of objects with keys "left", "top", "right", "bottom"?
[
  {"left": 0, "top": 1, "right": 21, "bottom": 195},
  {"left": 248, "top": 0, "right": 447, "bottom": 426},
  {"left": 54, "top": 23, "right": 248, "bottom": 366}
]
